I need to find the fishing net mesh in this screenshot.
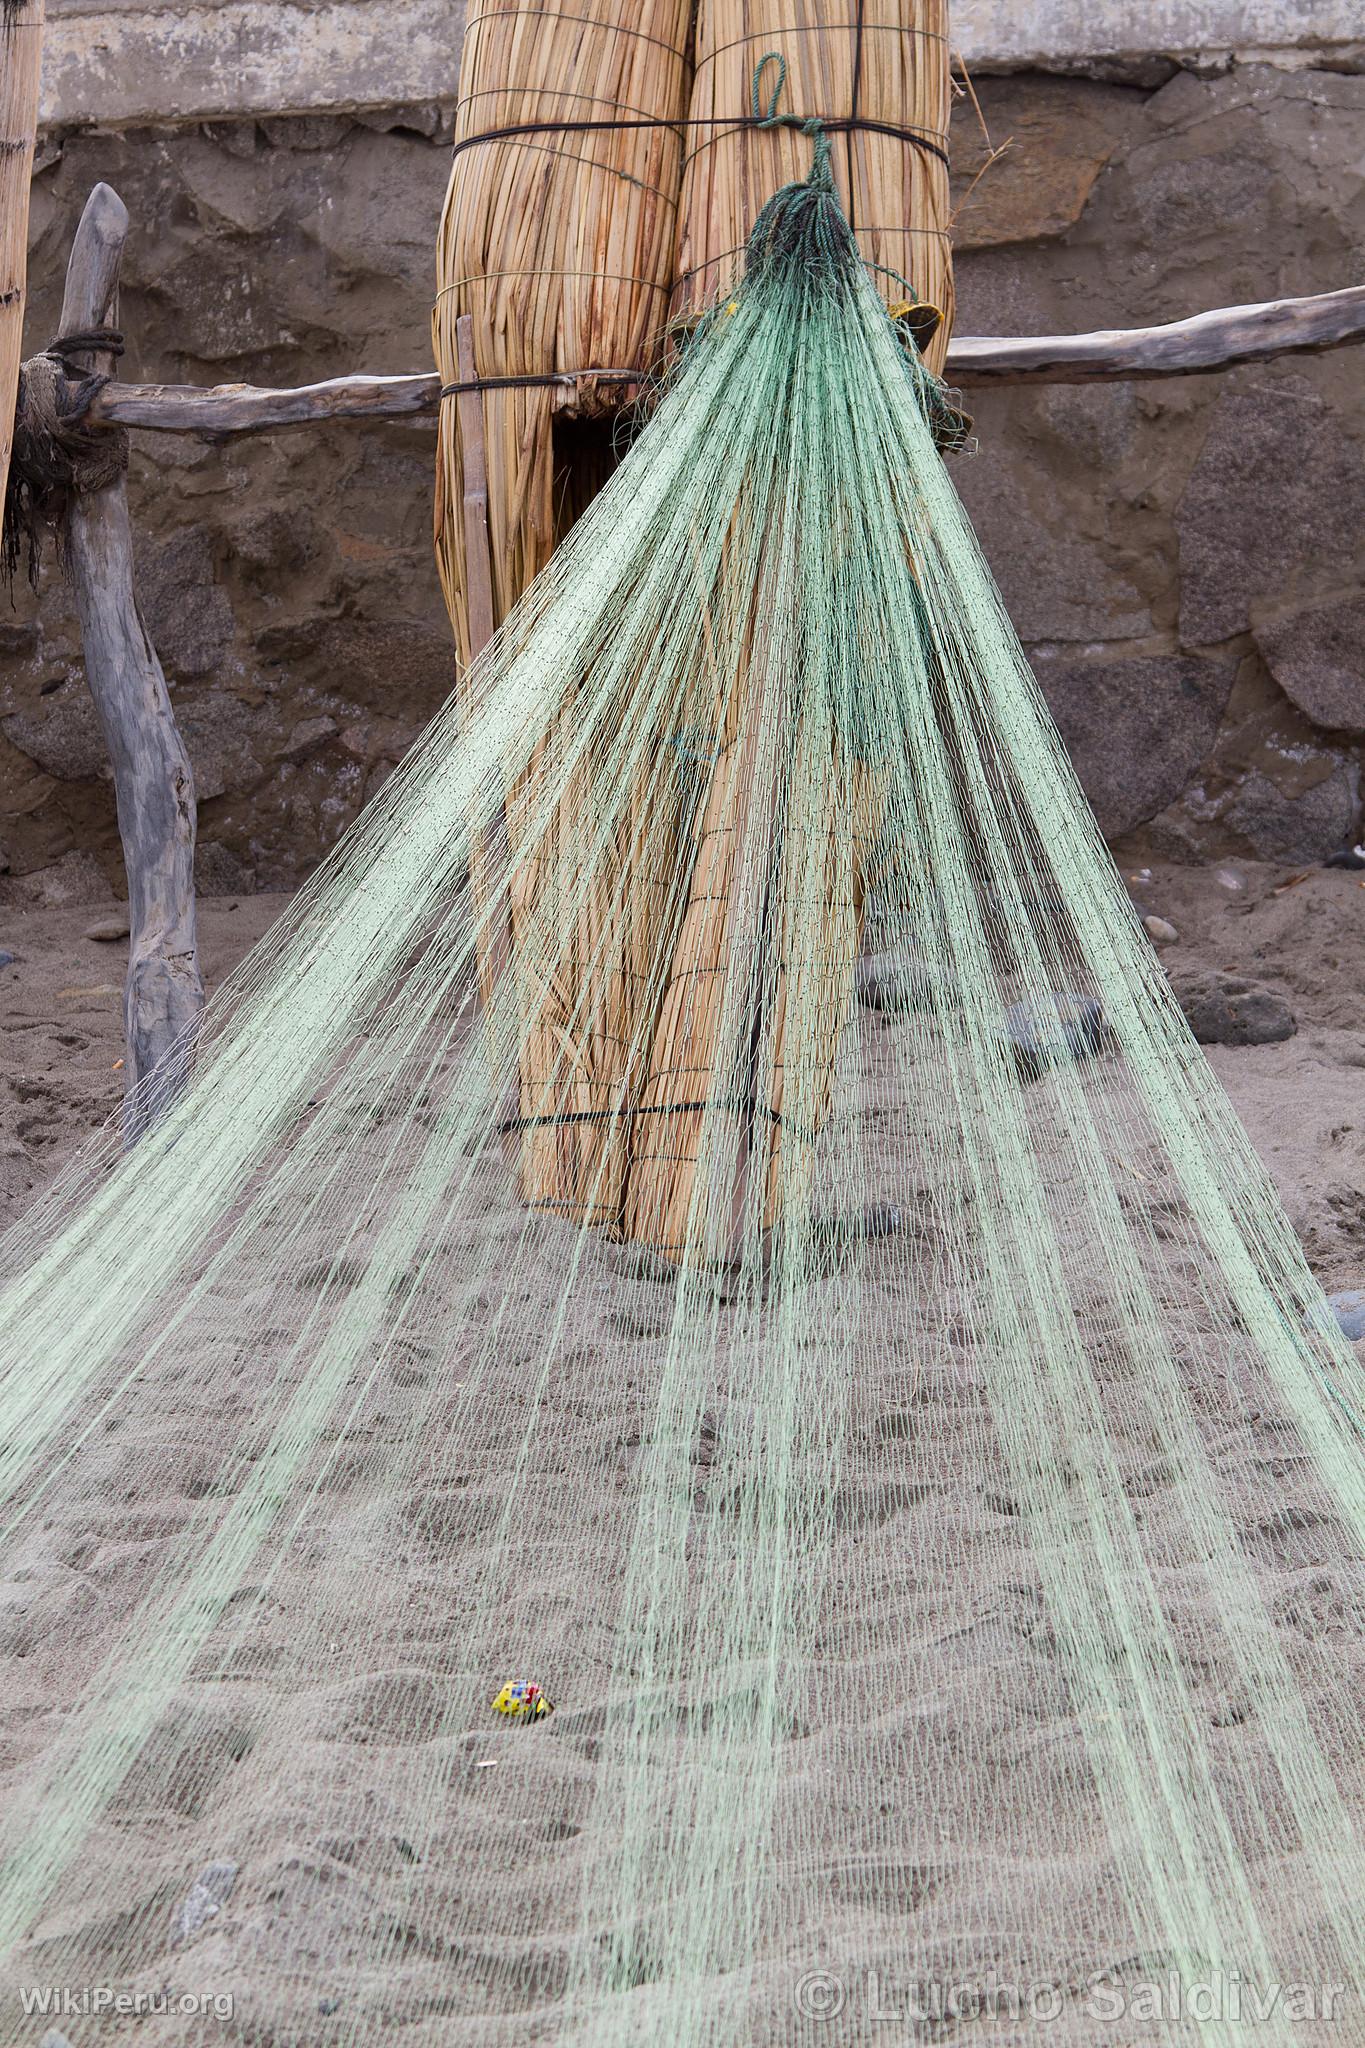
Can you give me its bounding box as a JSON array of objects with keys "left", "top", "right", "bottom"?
[{"left": 0, "top": 154, "right": 1363, "bottom": 2046}]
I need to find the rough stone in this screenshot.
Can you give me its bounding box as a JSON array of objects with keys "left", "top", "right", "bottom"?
[
  {"left": 84, "top": 915, "right": 131, "bottom": 942},
  {"left": 1033, "top": 653, "right": 1235, "bottom": 840},
  {"left": 955, "top": 463, "right": 1153, "bottom": 645},
  {"left": 1177, "top": 388, "right": 1365, "bottom": 647},
  {"left": 230, "top": 505, "right": 318, "bottom": 576},
  {"left": 195, "top": 840, "right": 256, "bottom": 895},
  {"left": 171, "top": 1859, "right": 239, "bottom": 1945},
  {"left": 1327, "top": 1290, "right": 1365, "bottom": 1342},
  {"left": 1253, "top": 598, "right": 1365, "bottom": 736},
  {"left": 1220, "top": 765, "right": 1359, "bottom": 867},
  {"left": 1170, "top": 970, "right": 1297, "bottom": 1046},
  {"left": 1, "top": 682, "right": 107, "bottom": 784},
  {"left": 281, "top": 716, "right": 340, "bottom": 764},
  {"left": 175, "top": 692, "right": 265, "bottom": 803},
  {"left": 0, "top": 851, "right": 113, "bottom": 909},
  {"left": 137, "top": 528, "right": 236, "bottom": 682},
  {"left": 856, "top": 950, "right": 940, "bottom": 1015},
  {"left": 949, "top": 78, "right": 1144, "bottom": 251},
  {"left": 1005, "top": 992, "right": 1109, "bottom": 1080}
]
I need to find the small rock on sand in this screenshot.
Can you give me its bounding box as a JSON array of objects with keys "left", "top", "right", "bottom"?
[
  {"left": 1143, "top": 915, "right": 1178, "bottom": 945},
  {"left": 1006, "top": 992, "right": 1108, "bottom": 1080},
  {"left": 1328, "top": 1291, "right": 1365, "bottom": 1342},
  {"left": 171, "top": 1859, "right": 238, "bottom": 1944},
  {"left": 856, "top": 949, "right": 939, "bottom": 1014},
  {"left": 1171, "top": 970, "right": 1296, "bottom": 1047},
  {"left": 0, "top": 951, "right": 12, "bottom": 969},
  {"left": 83, "top": 915, "right": 131, "bottom": 942}
]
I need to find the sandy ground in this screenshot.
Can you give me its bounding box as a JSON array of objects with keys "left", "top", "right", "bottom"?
[
  {"left": 0, "top": 893, "right": 290, "bottom": 1223},
  {"left": 4, "top": 862, "right": 1361, "bottom": 1275},
  {"left": 0, "top": 859, "right": 1362, "bottom": 2045}
]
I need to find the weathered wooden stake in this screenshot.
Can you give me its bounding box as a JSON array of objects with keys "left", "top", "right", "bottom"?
[
  {"left": 454, "top": 315, "right": 496, "bottom": 659},
  {"left": 60, "top": 183, "right": 204, "bottom": 1136},
  {"left": 454, "top": 312, "right": 512, "bottom": 1008},
  {"left": 0, "top": 0, "right": 46, "bottom": 514}
]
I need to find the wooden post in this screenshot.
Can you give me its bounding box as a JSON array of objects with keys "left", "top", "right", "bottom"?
[
  {"left": 1, "top": 0, "right": 46, "bottom": 514},
  {"left": 454, "top": 315, "right": 496, "bottom": 660},
  {"left": 60, "top": 183, "right": 204, "bottom": 1136},
  {"left": 453, "top": 312, "right": 513, "bottom": 1009}
]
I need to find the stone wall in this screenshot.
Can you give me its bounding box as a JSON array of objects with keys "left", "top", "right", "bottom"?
[
  {"left": 36, "top": 1, "right": 1361, "bottom": 129},
  {"left": 952, "top": 64, "right": 1364, "bottom": 866},
  {"left": 2, "top": 62, "right": 1362, "bottom": 902}
]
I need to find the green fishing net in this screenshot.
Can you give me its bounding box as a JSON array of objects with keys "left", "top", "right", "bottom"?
[{"left": 0, "top": 147, "right": 1363, "bottom": 2046}]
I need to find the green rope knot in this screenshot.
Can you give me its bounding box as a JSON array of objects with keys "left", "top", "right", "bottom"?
[
  {"left": 749, "top": 55, "right": 834, "bottom": 193},
  {"left": 751, "top": 51, "right": 788, "bottom": 126},
  {"left": 801, "top": 117, "right": 834, "bottom": 191}
]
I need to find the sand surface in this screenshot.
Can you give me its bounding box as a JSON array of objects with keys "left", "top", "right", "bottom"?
[
  {"left": 7, "top": 864, "right": 1361, "bottom": 1274},
  {"left": 0, "top": 860, "right": 1363, "bottom": 2045}
]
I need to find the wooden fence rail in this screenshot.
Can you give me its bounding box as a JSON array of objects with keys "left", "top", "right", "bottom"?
[{"left": 86, "top": 284, "right": 1365, "bottom": 439}]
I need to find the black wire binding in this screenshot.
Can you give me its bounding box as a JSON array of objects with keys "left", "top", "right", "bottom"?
[
  {"left": 449, "top": 111, "right": 950, "bottom": 173},
  {"left": 438, "top": 369, "right": 643, "bottom": 400}
]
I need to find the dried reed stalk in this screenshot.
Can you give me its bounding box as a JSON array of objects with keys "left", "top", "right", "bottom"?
[
  {"left": 672, "top": 0, "right": 954, "bottom": 373},
  {"left": 1, "top": 0, "right": 46, "bottom": 520}
]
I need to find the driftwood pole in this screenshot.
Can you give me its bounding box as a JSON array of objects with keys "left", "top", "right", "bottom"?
[
  {"left": 60, "top": 183, "right": 204, "bottom": 1135},
  {"left": 0, "top": 0, "right": 45, "bottom": 514},
  {"left": 78, "top": 282, "right": 1365, "bottom": 439}
]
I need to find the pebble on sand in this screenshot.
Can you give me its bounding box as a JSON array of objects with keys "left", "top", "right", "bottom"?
[
  {"left": 1328, "top": 1291, "right": 1365, "bottom": 1343},
  {"left": 171, "top": 1859, "right": 239, "bottom": 1945},
  {"left": 1143, "top": 915, "right": 1179, "bottom": 945},
  {"left": 856, "top": 949, "right": 939, "bottom": 1015},
  {"left": 1006, "top": 992, "right": 1108, "bottom": 1081},
  {"left": 83, "top": 915, "right": 132, "bottom": 942},
  {"left": 1171, "top": 970, "right": 1296, "bottom": 1047},
  {"left": 0, "top": 951, "right": 12, "bottom": 970}
]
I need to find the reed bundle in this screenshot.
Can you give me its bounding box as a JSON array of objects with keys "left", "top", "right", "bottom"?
[
  {"left": 630, "top": 5, "right": 952, "bottom": 1253},
  {"left": 433, "top": 0, "right": 953, "bottom": 1249},
  {"left": 673, "top": 0, "right": 953, "bottom": 374},
  {"left": 433, "top": 0, "right": 693, "bottom": 656},
  {"left": 433, "top": 0, "right": 694, "bottom": 1222}
]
